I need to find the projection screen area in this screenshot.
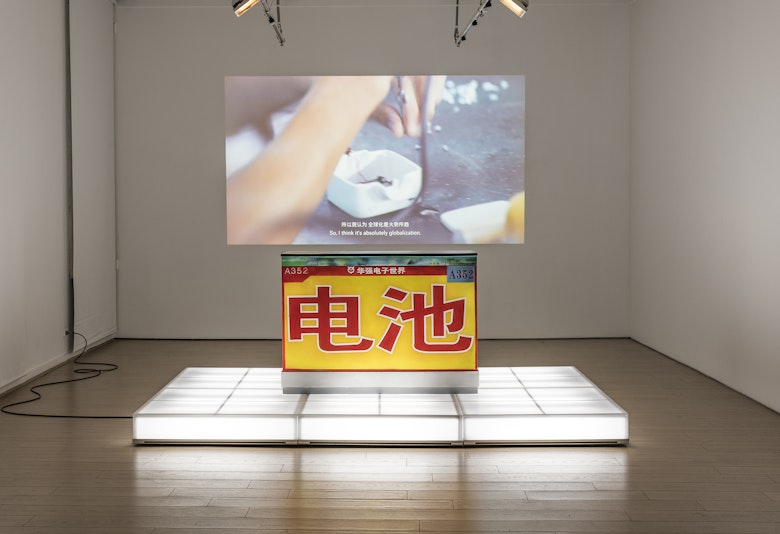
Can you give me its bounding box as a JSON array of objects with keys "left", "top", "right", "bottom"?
[{"left": 226, "top": 75, "right": 525, "bottom": 246}]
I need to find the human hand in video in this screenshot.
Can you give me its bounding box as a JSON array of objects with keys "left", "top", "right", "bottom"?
[
  {"left": 227, "top": 76, "right": 394, "bottom": 244},
  {"left": 370, "top": 75, "right": 447, "bottom": 138},
  {"left": 226, "top": 75, "right": 447, "bottom": 244}
]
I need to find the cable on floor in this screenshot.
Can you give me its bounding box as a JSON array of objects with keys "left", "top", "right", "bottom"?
[{"left": 0, "top": 332, "right": 132, "bottom": 419}]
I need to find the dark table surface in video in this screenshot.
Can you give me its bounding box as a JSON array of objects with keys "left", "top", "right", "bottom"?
[{"left": 294, "top": 75, "right": 525, "bottom": 245}]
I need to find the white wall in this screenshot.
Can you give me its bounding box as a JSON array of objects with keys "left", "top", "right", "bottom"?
[
  {"left": 0, "top": 0, "right": 116, "bottom": 394},
  {"left": 114, "top": 2, "right": 631, "bottom": 339},
  {"left": 630, "top": 0, "right": 780, "bottom": 411},
  {"left": 0, "top": 1, "right": 70, "bottom": 393},
  {"left": 71, "top": 0, "right": 118, "bottom": 345}
]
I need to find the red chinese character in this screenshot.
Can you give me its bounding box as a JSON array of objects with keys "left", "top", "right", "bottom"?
[
  {"left": 377, "top": 285, "right": 473, "bottom": 354},
  {"left": 377, "top": 286, "right": 408, "bottom": 353},
  {"left": 287, "top": 286, "right": 373, "bottom": 352}
]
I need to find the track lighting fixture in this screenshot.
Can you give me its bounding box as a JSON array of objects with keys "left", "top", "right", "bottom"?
[
  {"left": 499, "top": 0, "right": 529, "bottom": 18},
  {"left": 454, "top": 0, "right": 528, "bottom": 47},
  {"left": 232, "top": 0, "right": 285, "bottom": 46},
  {"left": 232, "top": 0, "right": 259, "bottom": 17}
]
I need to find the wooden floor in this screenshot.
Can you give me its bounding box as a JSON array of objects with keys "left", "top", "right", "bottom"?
[{"left": 1, "top": 338, "right": 779, "bottom": 533}]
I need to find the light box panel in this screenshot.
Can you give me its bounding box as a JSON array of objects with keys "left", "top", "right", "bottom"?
[{"left": 133, "top": 367, "right": 628, "bottom": 445}]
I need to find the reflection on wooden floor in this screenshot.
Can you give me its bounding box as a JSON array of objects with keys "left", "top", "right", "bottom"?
[{"left": 1, "top": 338, "right": 779, "bottom": 533}]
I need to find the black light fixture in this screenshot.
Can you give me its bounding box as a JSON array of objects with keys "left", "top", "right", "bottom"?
[
  {"left": 454, "top": 0, "right": 528, "bottom": 47},
  {"left": 232, "top": 0, "right": 285, "bottom": 46}
]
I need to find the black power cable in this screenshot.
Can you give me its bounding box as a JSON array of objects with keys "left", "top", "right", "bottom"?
[{"left": 0, "top": 332, "right": 131, "bottom": 419}]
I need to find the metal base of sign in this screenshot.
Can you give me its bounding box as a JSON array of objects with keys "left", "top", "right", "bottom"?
[
  {"left": 133, "top": 366, "right": 629, "bottom": 446},
  {"left": 281, "top": 370, "right": 479, "bottom": 394}
]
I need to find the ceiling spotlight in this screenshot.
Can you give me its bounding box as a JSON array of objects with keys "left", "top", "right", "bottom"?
[
  {"left": 232, "top": 0, "right": 285, "bottom": 46},
  {"left": 454, "top": 0, "right": 528, "bottom": 47},
  {"left": 499, "top": 0, "right": 529, "bottom": 18},
  {"left": 232, "top": 0, "right": 260, "bottom": 17}
]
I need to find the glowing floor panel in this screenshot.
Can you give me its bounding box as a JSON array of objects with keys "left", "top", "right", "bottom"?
[{"left": 133, "top": 367, "right": 628, "bottom": 445}]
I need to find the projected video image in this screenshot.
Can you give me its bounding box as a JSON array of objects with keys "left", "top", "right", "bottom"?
[{"left": 225, "top": 75, "right": 524, "bottom": 245}]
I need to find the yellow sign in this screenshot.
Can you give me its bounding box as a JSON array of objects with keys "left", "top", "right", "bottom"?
[{"left": 282, "top": 254, "right": 477, "bottom": 371}]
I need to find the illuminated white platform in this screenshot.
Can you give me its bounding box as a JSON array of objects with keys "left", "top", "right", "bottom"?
[{"left": 133, "top": 367, "right": 628, "bottom": 445}]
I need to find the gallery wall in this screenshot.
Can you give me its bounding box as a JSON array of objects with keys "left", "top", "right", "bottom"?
[
  {"left": 0, "top": 0, "right": 116, "bottom": 395},
  {"left": 71, "top": 0, "right": 119, "bottom": 353},
  {"left": 630, "top": 0, "right": 780, "bottom": 411},
  {"left": 114, "top": 1, "right": 631, "bottom": 339},
  {"left": 0, "top": 1, "right": 71, "bottom": 394}
]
